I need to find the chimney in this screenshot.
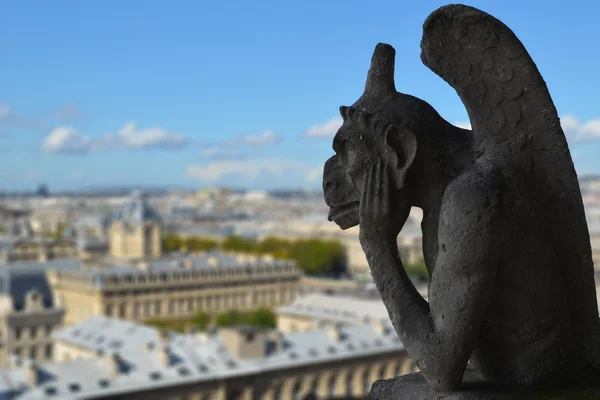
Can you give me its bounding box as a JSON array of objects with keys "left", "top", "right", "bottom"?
[
  {"left": 158, "top": 329, "right": 170, "bottom": 345},
  {"left": 102, "top": 351, "right": 121, "bottom": 377},
  {"left": 158, "top": 345, "right": 171, "bottom": 368},
  {"left": 143, "top": 341, "right": 156, "bottom": 352},
  {"left": 374, "top": 319, "right": 389, "bottom": 336},
  {"left": 23, "top": 360, "right": 39, "bottom": 386},
  {"left": 327, "top": 324, "right": 344, "bottom": 342},
  {"left": 271, "top": 331, "right": 285, "bottom": 352}
]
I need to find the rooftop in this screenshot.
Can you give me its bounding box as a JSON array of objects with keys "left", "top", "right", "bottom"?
[
  {"left": 0, "top": 316, "right": 403, "bottom": 399},
  {"left": 112, "top": 191, "right": 161, "bottom": 226},
  {"left": 0, "top": 267, "right": 58, "bottom": 311},
  {"left": 277, "top": 292, "right": 391, "bottom": 324},
  {"left": 2, "top": 251, "right": 299, "bottom": 287}
]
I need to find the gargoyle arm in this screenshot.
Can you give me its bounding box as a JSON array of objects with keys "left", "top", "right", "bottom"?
[{"left": 366, "top": 168, "right": 501, "bottom": 391}]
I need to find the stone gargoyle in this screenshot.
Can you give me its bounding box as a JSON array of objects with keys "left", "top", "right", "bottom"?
[{"left": 323, "top": 3, "right": 600, "bottom": 397}]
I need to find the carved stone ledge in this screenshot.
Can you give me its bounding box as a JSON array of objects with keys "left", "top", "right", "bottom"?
[{"left": 367, "top": 369, "right": 600, "bottom": 400}]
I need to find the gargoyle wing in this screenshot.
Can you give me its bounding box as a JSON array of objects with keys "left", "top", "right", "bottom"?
[{"left": 421, "top": 4, "right": 600, "bottom": 368}]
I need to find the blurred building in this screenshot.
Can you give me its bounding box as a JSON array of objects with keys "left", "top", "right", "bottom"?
[
  {"left": 261, "top": 210, "right": 424, "bottom": 280},
  {"left": 47, "top": 252, "right": 302, "bottom": 326},
  {"left": 0, "top": 266, "right": 64, "bottom": 368},
  {"left": 0, "top": 219, "right": 77, "bottom": 263},
  {"left": 0, "top": 316, "right": 416, "bottom": 399},
  {"left": 276, "top": 293, "right": 390, "bottom": 333},
  {"left": 108, "top": 190, "right": 162, "bottom": 261}
]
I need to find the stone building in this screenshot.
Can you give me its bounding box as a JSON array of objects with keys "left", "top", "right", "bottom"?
[
  {"left": 0, "top": 219, "right": 77, "bottom": 263},
  {"left": 0, "top": 316, "right": 417, "bottom": 399},
  {"left": 108, "top": 190, "right": 162, "bottom": 261},
  {"left": 0, "top": 266, "right": 64, "bottom": 368},
  {"left": 47, "top": 252, "right": 302, "bottom": 326}
]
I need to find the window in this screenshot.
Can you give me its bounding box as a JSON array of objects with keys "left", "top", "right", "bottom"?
[
  {"left": 105, "top": 304, "right": 113, "bottom": 316},
  {"left": 363, "top": 369, "right": 371, "bottom": 394},
  {"left": 133, "top": 302, "right": 141, "bottom": 318},
  {"left": 29, "top": 346, "right": 37, "bottom": 360},
  {"left": 154, "top": 300, "right": 161, "bottom": 316},
  {"left": 169, "top": 300, "right": 175, "bottom": 313},
  {"left": 346, "top": 370, "right": 354, "bottom": 396},
  {"left": 144, "top": 301, "right": 151, "bottom": 317},
  {"left": 45, "top": 344, "right": 53, "bottom": 360},
  {"left": 118, "top": 303, "right": 126, "bottom": 318},
  {"left": 14, "top": 328, "right": 21, "bottom": 340},
  {"left": 292, "top": 381, "right": 302, "bottom": 400},
  {"left": 30, "top": 327, "right": 37, "bottom": 339},
  {"left": 328, "top": 375, "right": 337, "bottom": 396}
]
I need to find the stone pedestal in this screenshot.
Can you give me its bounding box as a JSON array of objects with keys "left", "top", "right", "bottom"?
[{"left": 367, "top": 369, "right": 600, "bottom": 399}]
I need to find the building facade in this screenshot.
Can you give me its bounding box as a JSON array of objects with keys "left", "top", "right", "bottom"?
[
  {"left": 47, "top": 252, "right": 302, "bottom": 326},
  {"left": 108, "top": 190, "right": 162, "bottom": 261},
  {"left": 0, "top": 267, "right": 64, "bottom": 368}
]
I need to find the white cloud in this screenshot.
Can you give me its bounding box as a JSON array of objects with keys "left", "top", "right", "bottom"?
[
  {"left": 0, "top": 103, "right": 45, "bottom": 129},
  {"left": 0, "top": 104, "right": 13, "bottom": 120},
  {"left": 303, "top": 117, "right": 343, "bottom": 138},
  {"left": 102, "top": 121, "right": 188, "bottom": 150},
  {"left": 239, "top": 130, "right": 280, "bottom": 146},
  {"left": 225, "top": 130, "right": 281, "bottom": 147},
  {"left": 454, "top": 116, "right": 600, "bottom": 144},
  {"left": 54, "top": 103, "right": 83, "bottom": 120},
  {"left": 306, "top": 166, "right": 323, "bottom": 183},
  {"left": 42, "top": 126, "right": 92, "bottom": 154},
  {"left": 186, "top": 158, "right": 309, "bottom": 183},
  {"left": 42, "top": 121, "right": 188, "bottom": 154},
  {"left": 561, "top": 115, "right": 600, "bottom": 144},
  {"left": 200, "top": 146, "right": 249, "bottom": 160}
]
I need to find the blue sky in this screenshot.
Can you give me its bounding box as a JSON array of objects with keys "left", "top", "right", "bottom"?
[{"left": 1, "top": 0, "right": 599, "bottom": 191}]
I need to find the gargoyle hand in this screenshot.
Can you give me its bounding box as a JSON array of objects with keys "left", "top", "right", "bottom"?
[{"left": 358, "top": 158, "right": 409, "bottom": 244}]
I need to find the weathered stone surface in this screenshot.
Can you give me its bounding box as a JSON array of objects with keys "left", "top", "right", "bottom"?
[
  {"left": 368, "top": 370, "right": 600, "bottom": 400},
  {"left": 322, "top": 2, "right": 600, "bottom": 399}
]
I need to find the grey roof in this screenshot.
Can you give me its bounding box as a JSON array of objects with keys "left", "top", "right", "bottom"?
[
  {"left": 113, "top": 191, "right": 161, "bottom": 226},
  {"left": 6, "top": 252, "right": 298, "bottom": 288},
  {"left": 0, "top": 267, "right": 57, "bottom": 311},
  {"left": 277, "top": 293, "right": 391, "bottom": 325},
  {"left": 0, "top": 316, "right": 403, "bottom": 400}
]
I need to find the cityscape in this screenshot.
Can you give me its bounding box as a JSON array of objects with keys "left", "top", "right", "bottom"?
[{"left": 2, "top": 1, "right": 600, "bottom": 399}]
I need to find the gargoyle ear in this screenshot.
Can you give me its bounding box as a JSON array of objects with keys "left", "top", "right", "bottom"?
[{"left": 384, "top": 125, "right": 417, "bottom": 189}]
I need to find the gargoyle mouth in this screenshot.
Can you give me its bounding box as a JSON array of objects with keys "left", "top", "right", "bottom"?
[{"left": 327, "top": 201, "right": 359, "bottom": 222}]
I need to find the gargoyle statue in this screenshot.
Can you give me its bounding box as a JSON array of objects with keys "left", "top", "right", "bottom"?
[{"left": 323, "top": 4, "right": 600, "bottom": 392}]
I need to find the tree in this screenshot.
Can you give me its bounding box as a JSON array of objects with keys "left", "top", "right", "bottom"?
[
  {"left": 215, "top": 310, "right": 248, "bottom": 327},
  {"left": 191, "top": 311, "right": 211, "bottom": 330},
  {"left": 248, "top": 308, "right": 277, "bottom": 329},
  {"left": 404, "top": 260, "right": 429, "bottom": 281},
  {"left": 185, "top": 237, "right": 217, "bottom": 252},
  {"left": 257, "top": 237, "right": 292, "bottom": 254},
  {"left": 221, "top": 236, "right": 256, "bottom": 253},
  {"left": 289, "top": 238, "right": 346, "bottom": 276},
  {"left": 162, "top": 233, "right": 183, "bottom": 252}
]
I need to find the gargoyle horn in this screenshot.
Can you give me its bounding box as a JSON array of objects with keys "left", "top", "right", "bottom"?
[{"left": 364, "top": 43, "right": 397, "bottom": 97}]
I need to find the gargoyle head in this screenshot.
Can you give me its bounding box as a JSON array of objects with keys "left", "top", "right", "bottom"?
[{"left": 322, "top": 43, "right": 425, "bottom": 229}]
